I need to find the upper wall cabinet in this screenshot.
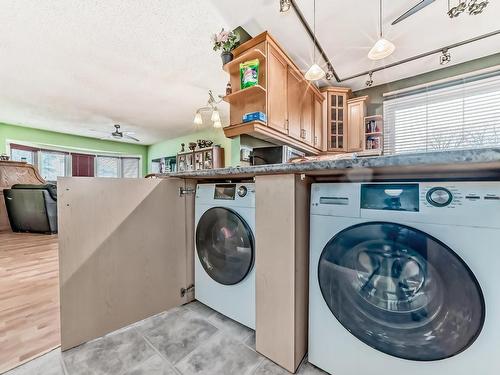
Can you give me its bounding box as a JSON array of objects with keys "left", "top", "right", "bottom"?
[
  {"left": 347, "top": 96, "right": 368, "bottom": 152},
  {"left": 322, "top": 87, "right": 352, "bottom": 152},
  {"left": 223, "top": 32, "right": 324, "bottom": 155}
]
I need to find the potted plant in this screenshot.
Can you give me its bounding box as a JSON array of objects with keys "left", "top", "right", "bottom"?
[{"left": 212, "top": 28, "right": 240, "bottom": 65}]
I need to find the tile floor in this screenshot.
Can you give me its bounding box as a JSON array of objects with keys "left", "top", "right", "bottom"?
[{"left": 5, "top": 301, "right": 327, "bottom": 375}]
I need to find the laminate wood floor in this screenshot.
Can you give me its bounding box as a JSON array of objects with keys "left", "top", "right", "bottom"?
[{"left": 0, "top": 231, "right": 60, "bottom": 374}]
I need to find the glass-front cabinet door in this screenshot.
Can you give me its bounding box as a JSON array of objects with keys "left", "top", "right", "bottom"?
[{"left": 324, "top": 88, "right": 351, "bottom": 152}]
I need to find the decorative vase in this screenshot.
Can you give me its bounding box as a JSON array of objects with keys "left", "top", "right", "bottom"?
[{"left": 221, "top": 51, "right": 233, "bottom": 65}]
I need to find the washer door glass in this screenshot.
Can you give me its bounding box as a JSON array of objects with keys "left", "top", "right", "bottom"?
[
  {"left": 318, "top": 222, "right": 485, "bottom": 361},
  {"left": 196, "top": 207, "right": 254, "bottom": 285}
]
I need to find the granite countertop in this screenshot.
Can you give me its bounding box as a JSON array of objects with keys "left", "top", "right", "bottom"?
[{"left": 156, "top": 148, "right": 500, "bottom": 179}]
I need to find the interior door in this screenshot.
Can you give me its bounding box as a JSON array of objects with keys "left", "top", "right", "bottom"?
[
  {"left": 267, "top": 45, "right": 288, "bottom": 133},
  {"left": 287, "top": 67, "right": 302, "bottom": 140},
  {"left": 300, "top": 87, "right": 314, "bottom": 145},
  {"left": 318, "top": 221, "right": 485, "bottom": 361},
  {"left": 58, "top": 177, "right": 195, "bottom": 350}
]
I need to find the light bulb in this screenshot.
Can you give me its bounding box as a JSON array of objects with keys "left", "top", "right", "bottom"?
[
  {"left": 305, "top": 63, "right": 326, "bottom": 81},
  {"left": 213, "top": 120, "right": 222, "bottom": 129},
  {"left": 368, "top": 37, "right": 396, "bottom": 60},
  {"left": 193, "top": 112, "right": 203, "bottom": 125},
  {"left": 211, "top": 109, "right": 221, "bottom": 123}
]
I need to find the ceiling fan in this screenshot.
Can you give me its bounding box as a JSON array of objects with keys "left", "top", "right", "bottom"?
[
  {"left": 392, "top": 0, "right": 435, "bottom": 25},
  {"left": 102, "top": 124, "right": 140, "bottom": 142}
]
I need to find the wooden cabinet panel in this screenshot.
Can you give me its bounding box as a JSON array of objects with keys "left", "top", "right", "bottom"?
[
  {"left": 347, "top": 97, "right": 367, "bottom": 152},
  {"left": 58, "top": 178, "right": 195, "bottom": 350},
  {"left": 300, "top": 87, "right": 314, "bottom": 145},
  {"left": 287, "top": 67, "right": 302, "bottom": 140},
  {"left": 325, "top": 90, "right": 350, "bottom": 152},
  {"left": 267, "top": 45, "right": 288, "bottom": 133},
  {"left": 314, "top": 96, "right": 323, "bottom": 150}
]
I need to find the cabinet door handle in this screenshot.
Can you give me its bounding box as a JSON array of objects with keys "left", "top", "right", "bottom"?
[
  {"left": 285, "top": 119, "right": 289, "bottom": 131},
  {"left": 314, "top": 136, "right": 318, "bottom": 145}
]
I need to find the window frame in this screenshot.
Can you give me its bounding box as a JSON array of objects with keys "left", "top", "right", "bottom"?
[{"left": 6, "top": 140, "right": 142, "bottom": 179}]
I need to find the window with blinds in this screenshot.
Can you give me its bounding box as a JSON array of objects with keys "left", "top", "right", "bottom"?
[
  {"left": 96, "top": 156, "right": 120, "bottom": 178},
  {"left": 383, "top": 72, "right": 500, "bottom": 155},
  {"left": 121, "top": 158, "right": 140, "bottom": 178}
]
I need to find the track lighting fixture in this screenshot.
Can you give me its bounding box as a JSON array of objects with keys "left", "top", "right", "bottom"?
[
  {"left": 440, "top": 48, "right": 452, "bottom": 65},
  {"left": 366, "top": 72, "right": 374, "bottom": 87},
  {"left": 448, "top": 0, "right": 489, "bottom": 18},
  {"left": 279, "top": 0, "right": 291, "bottom": 12},
  {"left": 325, "top": 69, "right": 334, "bottom": 81},
  {"left": 193, "top": 90, "right": 224, "bottom": 128}
]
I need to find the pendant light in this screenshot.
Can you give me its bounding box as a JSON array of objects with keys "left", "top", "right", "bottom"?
[
  {"left": 368, "top": 0, "right": 395, "bottom": 60},
  {"left": 305, "top": 0, "right": 326, "bottom": 81},
  {"left": 193, "top": 111, "right": 203, "bottom": 125}
]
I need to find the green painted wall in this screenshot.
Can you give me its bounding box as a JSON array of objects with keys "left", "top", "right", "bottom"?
[
  {"left": 0, "top": 122, "right": 149, "bottom": 175},
  {"left": 354, "top": 53, "right": 500, "bottom": 116},
  {"left": 147, "top": 127, "right": 240, "bottom": 172}
]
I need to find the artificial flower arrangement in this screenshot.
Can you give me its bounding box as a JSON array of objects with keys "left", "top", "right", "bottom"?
[{"left": 211, "top": 28, "right": 240, "bottom": 64}]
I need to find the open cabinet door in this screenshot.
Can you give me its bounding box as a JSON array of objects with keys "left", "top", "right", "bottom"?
[{"left": 58, "top": 177, "right": 195, "bottom": 351}]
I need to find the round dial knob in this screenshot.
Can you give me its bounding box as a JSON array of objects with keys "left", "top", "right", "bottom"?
[
  {"left": 237, "top": 186, "right": 248, "bottom": 197},
  {"left": 426, "top": 187, "right": 453, "bottom": 207}
]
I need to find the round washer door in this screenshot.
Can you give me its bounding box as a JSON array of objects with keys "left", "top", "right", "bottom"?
[
  {"left": 196, "top": 207, "right": 254, "bottom": 285},
  {"left": 318, "top": 221, "right": 485, "bottom": 361}
]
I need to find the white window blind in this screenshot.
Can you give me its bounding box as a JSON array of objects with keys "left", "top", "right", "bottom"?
[
  {"left": 383, "top": 72, "right": 500, "bottom": 155},
  {"left": 96, "top": 156, "right": 120, "bottom": 178},
  {"left": 121, "top": 158, "right": 140, "bottom": 178}
]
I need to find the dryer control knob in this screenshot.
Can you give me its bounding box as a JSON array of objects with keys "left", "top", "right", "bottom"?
[
  {"left": 426, "top": 187, "right": 453, "bottom": 207},
  {"left": 237, "top": 186, "right": 248, "bottom": 197}
]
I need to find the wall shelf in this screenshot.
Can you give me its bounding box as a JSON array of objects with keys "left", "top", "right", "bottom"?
[
  {"left": 223, "top": 85, "right": 266, "bottom": 104},
  {"left": 223, "top": 49, "right": 266, "bottom": 73}
]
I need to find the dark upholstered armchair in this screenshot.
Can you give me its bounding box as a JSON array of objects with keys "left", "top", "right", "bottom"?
[{"left": 3, "top": 184, "right": 58, "bottom": 234}]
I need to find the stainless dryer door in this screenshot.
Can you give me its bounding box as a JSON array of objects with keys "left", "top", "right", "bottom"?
[
  {"left": 196, "top": 207, "right": 254, "bottom": 285},
  {"left": 318, "top": 221, "right": 485, "bottom": 361}
]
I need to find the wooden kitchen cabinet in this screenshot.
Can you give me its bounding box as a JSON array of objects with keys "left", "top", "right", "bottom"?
[
  {"left": 300, "top": 86, "right": 314, "bottom": 146},
  {"left": 223, "top": 32, "right": 324, "bottom": 155},
  {"left": 287, "top": 67, "right": 302, "bottom": 140},
  {"left": 313, "top": 95, "right": 324, "bottom": 150},
  {"left": 267, "top": 44, "right": 288, "bottom": 134},
  {"left": 347, "top": 96, "right": 368, "bottom": 152},
  {"left": 322, "top": 87, "right": 352, "bottom": 152}
]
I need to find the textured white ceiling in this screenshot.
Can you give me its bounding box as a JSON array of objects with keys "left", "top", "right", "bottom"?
[
  {"left": 0, "top": 0, "right": 230, "bottom": 144},
  {"left": 214, "top": 0, "right": 500, "bottom": 89},
  {"left": 1, "top": 1, "right": 499, "bottom": 145}
]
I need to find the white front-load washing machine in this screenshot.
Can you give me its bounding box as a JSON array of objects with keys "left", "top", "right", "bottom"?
[
  {"left": 309, "top": 181, "right": 499, "bottom": 375},
  {"left": 195, "top": 183, "right": 255, "bottom": 329}
]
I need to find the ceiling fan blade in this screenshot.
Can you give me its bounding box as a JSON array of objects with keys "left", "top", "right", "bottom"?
[
  {"left": 392, "top": 0, "right": 435, "bottom": 25},
  {"left": 124, "top": 134, "right": 140, "bottom": 142}
]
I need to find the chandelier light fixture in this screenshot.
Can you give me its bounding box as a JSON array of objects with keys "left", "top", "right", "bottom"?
[
  {"left": 368, "top": 0, "right": 396, "bottom": 60},
  {"left": 305, "top": 0, "right": 326, "bottom": 81},
  {"left": 193, "top": 90, "right": 224, "bottom": 128}
]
